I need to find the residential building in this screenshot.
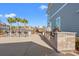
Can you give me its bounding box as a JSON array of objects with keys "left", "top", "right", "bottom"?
[
  {"left": 47, "top": 3, "right": 79, "bottom": 36},
  {"left": 0, "top": 23, "right": 9, "bottom": 31}
]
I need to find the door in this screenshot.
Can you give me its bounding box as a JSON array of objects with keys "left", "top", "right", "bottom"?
[{"left": 56, "top": 17, "right": 61, "bottom": 30}]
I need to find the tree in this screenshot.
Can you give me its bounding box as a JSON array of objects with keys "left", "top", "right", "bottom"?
[
  {"left": 21, "top": 19, "right": 28, "bottom": 37},
  {"left": 7, "top": 17, "right": 16, "bottom": 36},
  {"left": 7, "top": 17, "right": 28, "bottom": 37},
  {"left": 15, "top": 17, "right": 22, "bottom": 37},
  {"left": 22, "top": 19, "right": 28, "bottom": 27}
]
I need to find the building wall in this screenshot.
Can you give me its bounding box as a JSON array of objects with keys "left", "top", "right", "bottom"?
[
  {"left": 48, "top": 3, "right": 79, "bottom": 35},
  {"left": 47, "top": 3, "right": 64, "bottom": 16},
  {"left": 47, "top": 3, "right": 65, "bottom": 31}
]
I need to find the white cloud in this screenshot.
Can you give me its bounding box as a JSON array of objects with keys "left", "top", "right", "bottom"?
[
  {"left": 40, "top": 5, "right": 47, "bottom": 10},
  {"left": 5, "top": 13, "right": 16, "bottom": 18},
  {"left": 0, "top": 14, "right": 3, "bottom": 17}
]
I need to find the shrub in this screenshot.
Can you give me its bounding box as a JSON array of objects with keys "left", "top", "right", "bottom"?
[{"left": 76, "top": 37, "right": 79, "bottom": 51}]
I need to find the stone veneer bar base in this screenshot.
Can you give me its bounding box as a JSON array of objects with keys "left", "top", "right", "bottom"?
[{"left": 54, "top": 32, "right": 76, "bottom": 51}]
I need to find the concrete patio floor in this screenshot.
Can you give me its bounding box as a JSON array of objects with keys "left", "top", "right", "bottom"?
[{"left": 0, "top": 34, "right": 75, "bottom": 56}]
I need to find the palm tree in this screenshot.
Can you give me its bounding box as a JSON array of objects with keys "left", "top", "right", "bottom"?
[
  {"left": 21, "top": 19, "right": 28, "bottom": 37},
  {"left": 7, "top": 17, "right": 16, "bottom": 36},
  {"left": 7, "top": 17, "right": 28, "bottom": 37},
  {"left": 22, "top": 19, "right": 28, "bottom": 27},
  {"left": 15, "top": 17, "right": 21, "bottom": 37}
]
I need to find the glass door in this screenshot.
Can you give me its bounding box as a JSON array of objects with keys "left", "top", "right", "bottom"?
[{"left": 55, "top": 16, "right": 61, "bottom": 31}]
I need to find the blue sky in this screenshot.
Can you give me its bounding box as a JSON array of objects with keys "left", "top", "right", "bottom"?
[{"left": 0, "top": 3, "right": 48, "bottom": 27}]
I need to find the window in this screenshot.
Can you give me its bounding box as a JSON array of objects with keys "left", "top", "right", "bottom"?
[
  {"left": 55, "top": 17, "right": 61, "bottom": 28},
  {"left": 52, "top": 16, "right": 61, "bottom": 31}
]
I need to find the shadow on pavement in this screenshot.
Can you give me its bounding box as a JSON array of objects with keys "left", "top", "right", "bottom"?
[
  {"left": 0, "top": 41, "right": 58, "bottom": 56},
  {"left": 39, "top": 34, "right": 59, "bottom": 52}
]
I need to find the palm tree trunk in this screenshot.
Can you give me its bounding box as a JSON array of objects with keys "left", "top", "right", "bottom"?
[
  {"left": 9, "top": 23, "right": 12, "bottom": 37},
  {"left": 18, "top": 22, "right": 20, "bottom": 37},
  {"left": 24, "top": 23, "right": 26, "bottom": 37}
]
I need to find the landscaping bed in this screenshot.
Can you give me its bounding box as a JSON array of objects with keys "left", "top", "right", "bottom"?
[{"left": 76, "top": 37, "right": 79, "bottom": 53}]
